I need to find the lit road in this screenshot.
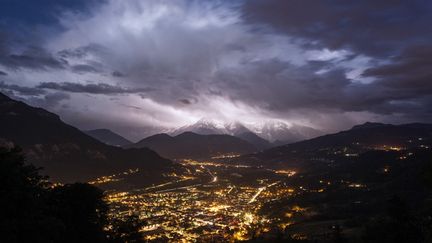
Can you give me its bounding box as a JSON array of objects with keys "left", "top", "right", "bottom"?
[
  {"left": 102, "top": 159, "right": 297, "bottom": 242},
  {"left": 248, "top": 181, "right": 280, "bottom": 204}
]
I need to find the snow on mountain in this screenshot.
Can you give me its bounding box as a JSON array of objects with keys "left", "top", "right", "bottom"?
[
  {"left": 170, "top": 118, "right": 227, "bottom": 136},
  {"left": 170, "top": 118, "right": 322, "bottom": 144},
  {"left": 224, "top": 121, "right": 252, "bottom": 135},
  {"left": 249, "top": 121, "right": 322, "bottom": 143}
]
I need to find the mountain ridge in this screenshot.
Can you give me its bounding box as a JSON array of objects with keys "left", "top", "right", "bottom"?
[
  {"left": 169, "top": 118, "right": 322, "bottom": 148},
  {"left": 85, "top": 128, "right": 132, "bottom": 147},
  {"left": 235, "top": 121, "right": 432, "bottom": 168},
  {"left": 128, "top": 131, "right": 258, "bottom": 159},
  {"left": 0, "top": 92, "right": 175, "bottom": 183}
]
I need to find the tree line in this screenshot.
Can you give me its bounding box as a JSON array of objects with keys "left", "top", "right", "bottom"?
[{"left": 0, "top": 146, "right": 144, "bottom": 243}]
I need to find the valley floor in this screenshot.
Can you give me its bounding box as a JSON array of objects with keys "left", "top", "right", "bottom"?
[{"left": 95, "top": 159, "right": 299, "bottom": 242}]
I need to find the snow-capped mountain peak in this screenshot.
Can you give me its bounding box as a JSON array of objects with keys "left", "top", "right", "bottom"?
[
  {"left": 224, "top": 121, "right": 252, "bottom": 135},
  {"left": 170, "top": 118, "right": 322, "bottom": 144},
  {"left": 170, "top": 118, "right": 227, "bottom": 136}
]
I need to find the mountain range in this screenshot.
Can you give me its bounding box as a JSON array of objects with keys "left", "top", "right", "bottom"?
[
  {"left": 85, "top": 129, "right": 132, "bottom": 147},
  {"left": 4, "top": 90, "right": 430, "bottom": 185},
  {"left": 127, "top": 132, "right": 257, "bottom": 159},
  {"left": 79, "top": 118, "right": 322, "bottom": 152},
  {"left": 2, "top": 92, "right": 431, "bottom": 242},
  {"left": 236, "top": 121, "right": 432, "bottom": 169},
  {"left": 169, "top": 118, "right": 322, "bottom": 149},
  {"left": 0, "top": 92, "right": 176, "bottom": 183}
]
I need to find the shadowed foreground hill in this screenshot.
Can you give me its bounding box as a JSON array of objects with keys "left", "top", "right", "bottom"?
[
  {"left": 234, "top": 122, "right": 432, "bottom": 242},
  {"left": 0, "top": 92, "right": 174, "bottom": 183},
  {"left": 239, "top": 122, "right": 432, "bottom": 168},
  {"left": 128, "top": 132, "right": 257, "bottom": 159},
  {"left": 0, "top": 147, "right": 144, "bottom": 242}
]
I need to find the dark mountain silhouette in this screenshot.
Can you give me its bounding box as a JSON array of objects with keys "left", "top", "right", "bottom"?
[
  {"left": 128, "top": 132, "right": 258, "bottom": 159},
  {"left": 240, "top": 122, "right": 432, "bottom": 167},
  {"left": 235, "top": 132, "right": 273, "bottom": 150},
  {"left": 0, "top": 92, "right": 174, "bottom": 183},
  {"left": 350, "top": 121, "right": 389, "bottom": 130},
  {"left": 85, "top": 129, "right": 131, "bottom": 147},
  {"left": 248, "top": 123, "right": 432, "bottom": 241}
]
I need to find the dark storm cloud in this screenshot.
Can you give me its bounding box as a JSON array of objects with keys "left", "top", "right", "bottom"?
[
  {"left": 119, "top": 104, "right": 142, "bottom": 110},
  {"left": 112, "top": 71, "right": 127, "bottom": 78},
  {"left": 0, "top": 82, "right": 46, "bottom": 96},
  {"left": 0, "top": 36, "right": 108, "bottom": 73},
  {"left": 0, "top": 70, "right": 7, "bottom": 76},
  {"left": 37, "top": 82, "right": 155, "bottom": 95},
  {"left": 363, "top": 45, "right": 432, "bottom": 97},
  {"left": 179, "top": 99, "right": 192, "bottom": 105},
  {"left": 8, "top": 53, "right": 65, "bottom": 70},
  {"left": 57, "top": 44, "right": 110, "bottom": 59},
  {"left": 26, "top": 92, "right": 71, "bottom": 109},
  {"left": 243, "top": 0, "right": 432, "bottom": 57},
  {"left": 0, "top": 44, "right": 67, "bottom": 70},
  {"left": 71, "top": 64, "right": 102, "bottom": 74},
  {"left": 0, "top": 86, "right": 70, "bottom": 109},
  {"left": 42, "top": 92, "right": 70, "bottom": 105},
  {"left": 71, "top": 64, "right": 98, "bottom": 73},
  {"left": 364, "top": 45, "right": 432, "bottom": 84},
  {"left": 210, "top": 53, "right": 432, "bottom": 123},
  {"left": 213, "top": 59, "right": 349, "bottom": 110},
  {"left": 357, "top": 44, "right": 432, "bottom": 119},
  {"left": 0, "top": 35, "right": 110, "bottom": 74},
  {"left": 178, "top": 98, "right": 198, "bottom": 105},
  {"left": 57, "top": 45, "right": 110, "bottom": 74},
  {"left": 0, "top": 0, "right": 106, "bottom": 26},
  {"left": 1, "top": 0, "right": 431, "bottom": 132},
  {"left": 224, "top": 0, "right": 432, "bottom": 123}
]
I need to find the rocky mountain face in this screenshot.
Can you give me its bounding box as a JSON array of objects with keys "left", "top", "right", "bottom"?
[{"left": 0, "top": 92, "right": 176, "bottom": 183}]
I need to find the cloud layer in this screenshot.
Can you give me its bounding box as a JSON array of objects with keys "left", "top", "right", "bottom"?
[{"left": 0, "top": 0, "right": 431, "bottom": 139}]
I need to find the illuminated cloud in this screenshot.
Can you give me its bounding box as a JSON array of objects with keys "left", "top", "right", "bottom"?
[{"left": 0, "top": 0, "right": 431, "bottom": 139}]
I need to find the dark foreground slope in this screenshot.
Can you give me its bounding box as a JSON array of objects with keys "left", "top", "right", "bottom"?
[
  {"left": 0, "top": 92, "right": 174, "bottom": 183},
  {"left": 238, "top": 122, "right": 432, "bottom": 169},
  {"left": 128, "top": 132, "right": 257, "bottom": 159},
  {"left": 230, "top": 122, "right": 432, "bottom": 241}
]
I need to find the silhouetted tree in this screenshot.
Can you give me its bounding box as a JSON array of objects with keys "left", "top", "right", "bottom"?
[
  {"left": 422, "top": 162, "right": 432, "bottom": 187},
  {"left": 361, "top": 196, "right": 423, "bottom": 243},
  {"left": 48, "top": 183, "right": 109, "bottom": 243},
  {"left": 0, "top": 146, "right": 63, "bottom": 242},
  {"left": 331, "top": 224, "right": 347, "bottom": 243},
  {"left": 108, "top": 214, "right": 145, "bottom": 242},
  {"left": 0, "top": 146, "right": 145, "bottom": 243}
]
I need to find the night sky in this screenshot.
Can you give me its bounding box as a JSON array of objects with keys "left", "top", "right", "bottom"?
[{"left": 1, "top": 0, "right": 431, "bottom": 140}]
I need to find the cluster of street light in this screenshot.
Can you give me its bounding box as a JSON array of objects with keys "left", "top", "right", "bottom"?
[
  {"left": 90, "top": 140, "right": 431, "bottom": 241},
  {"left": 102, "top": 160, "right": 299, "bottom": 242}
]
